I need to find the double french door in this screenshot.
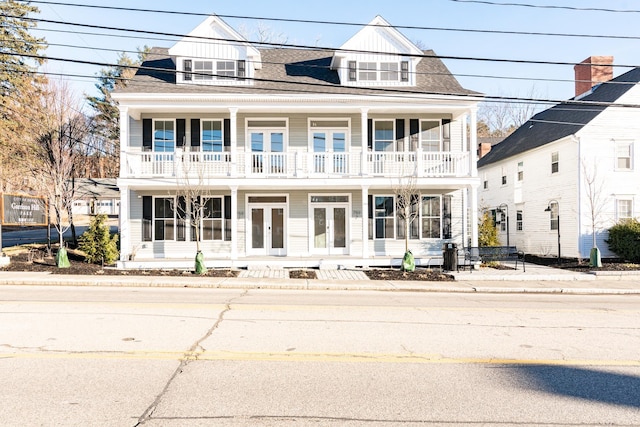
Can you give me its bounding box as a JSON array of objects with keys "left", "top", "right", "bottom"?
[
  {"left": 248, "top": 196, "right": 287, "bottom": 256},
  {"left": 311, "top": 204, "right": 348, "bottom": 255}
]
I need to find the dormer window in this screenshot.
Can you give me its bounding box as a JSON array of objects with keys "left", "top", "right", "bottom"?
[
  {"left": 182, "top": 59, "right": 247, "bottom": 82},
  {"left": 349, "top": 60, "right": 410, "bottom": 83}
]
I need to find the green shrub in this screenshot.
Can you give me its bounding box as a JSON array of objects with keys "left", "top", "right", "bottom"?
[
  {"left": 478, "top": 211, "right": 500, "bottom": 247},
  {"left": 78, "top": 214, "right": 119, "bottom": 265},
  {"left": 606, "top": 218, "right": 640, "bottom": 262}
]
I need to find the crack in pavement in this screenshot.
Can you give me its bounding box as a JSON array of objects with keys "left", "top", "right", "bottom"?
[{"left": 133, "top": 290, "right": 248, "bottom": 426}]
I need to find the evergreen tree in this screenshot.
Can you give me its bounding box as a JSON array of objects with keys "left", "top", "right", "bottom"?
[
  {"left": 86, "top": 48, "right": 149, "bottom": 177},
  {"left": 0, "top": 0, "right": 47, "bottom": 191},
  {"left": 78, "top": 214, "right": 119, "bottom": 265},
  {"left": 478, "top": 211, "right": 501, "bottom": 247}
]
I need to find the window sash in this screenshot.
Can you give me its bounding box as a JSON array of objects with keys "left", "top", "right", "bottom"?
[
  {"left": 358, "top": 62, "right": 377, "bottom": 81},
  {"left": 374, "top": 120, "right": 394, "bottom": 152},
  {"left": 380, "top": 62, "right": 398, "bottom": 81},
  {"left": 217, "top": 61, "right": 235, "bottom": 79},
  {"left": 153, "top": 120, "right": 175, "bottom": 152},
  {"left": 551, "top": 152, "right": 559, "bottom": 173},
  {"left": 549, "top": 202, "right": 559, "bottom": 230},
  {"left": 421, "top": 195, "right": 442, "bottom": 239},
  {"left": 617, "top": 199, "right": 633, "bottom": 220},
  {"left": 201, "top": 120, "right": 223, "bottom": 152},
  {"left": 616, "top": 143, "right": 632, "bottom": 169},
  {"left": 154, "top": 197, "right": 175, "bottom": 241},
  {"left": 420, "top": 120, "right": 441, "bottom": 152},
  {"left": 194, "top": 61, "right": 214, "bottom": 80},
  {"left": 374, "top": 196, "right": 394, "bottom": 239}
]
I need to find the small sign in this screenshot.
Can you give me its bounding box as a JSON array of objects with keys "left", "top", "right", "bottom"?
[{"left": 1, "top": 194, "right": 48, "bottom": 226}]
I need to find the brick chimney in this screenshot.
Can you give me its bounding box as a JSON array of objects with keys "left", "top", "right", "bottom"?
[
  {"left": 478, "top": 142, "right": 492, "bottom": 159},
  {"left": 574, "top": 56, "right": 613, "bottom": 97}
]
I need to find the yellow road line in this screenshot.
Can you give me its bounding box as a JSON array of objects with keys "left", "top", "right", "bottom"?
[{"left": 2, "top": 350, "right": 640, "bottom": 367}]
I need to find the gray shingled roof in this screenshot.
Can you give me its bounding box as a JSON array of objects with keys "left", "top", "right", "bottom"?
[
  {"left": 478, "top": 67, "right": 640, "bottom": 168},
  {"left": 117, "top": 47, "right": 480, "bottom": 97},
  {"left": 74, "top": 178, "right": 119, "bottom": 199}
]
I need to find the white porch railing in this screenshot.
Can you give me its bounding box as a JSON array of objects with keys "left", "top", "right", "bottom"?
[{"left": 122, "top": 150, "right": 470, "bottom": 179}]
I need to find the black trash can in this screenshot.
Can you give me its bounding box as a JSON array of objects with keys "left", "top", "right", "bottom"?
[{"left": 442, "top": 243, "right": 458, "bottom": 271}]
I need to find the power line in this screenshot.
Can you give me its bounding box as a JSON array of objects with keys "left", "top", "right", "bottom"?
[
  {"left": 7, "top": 14, "right": 639, "bottom": 70},
  {"left": 24, "top": 0, "right": 640, "bottom": 41},
  {"left": 449, "top": 0, "right": 640, "bottom": 13}
]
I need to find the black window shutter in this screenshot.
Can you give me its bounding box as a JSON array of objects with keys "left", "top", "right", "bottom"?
[
  {"left": 443, "top": 195, "right": 452, "bottom": 239},
  {"left": 142, "top": 196, "right": 152, "bottom": 242},
  {"left": 191, "top": 119, "right": 200, "bottom": 147},
  {"left": 224, "top": 195, "right": 231, "bottom": 241},
  {"left": 183, "top": 60, "right": 192, "bottom": 81},
  {"left": 367, "top": 119, "right": 373, "bottom": 150},
  {"left": 368, "top": 194, "right": 373, "bottom": 240},
  {"left": 409, "top": 119, "right": 419, "bottom": 136},
  {"left": 400, "top": 61, "right": 409, "bottom": 82},
  {"left": 409, "top": 119, "right": 419, "bottom": 150},
  {"left": 442, "top": 119, "right": 451, "bottom": 151},
  {"left": 143, "top": 119, "right": 153, "bottom": 150},
  {"left": 176, "top": 119, "right": 186, "bottom": 147},
  {"left": 395, "top": 119, "right": 405, "bottom": 140},
  {"left": 224, "top": 119, "right": 231, "bottom": 148},
  {"left": 348, "top": 61, "right": 357, "bottom": 81}
]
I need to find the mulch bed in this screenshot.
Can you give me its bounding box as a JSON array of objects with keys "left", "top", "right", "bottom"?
[
  {"left": 1, "top": 249, "right": 238, "bottom": 277},
  {"left": 289, "top": 270, "right": 317, "bottom": 279},
  {"left": 365, "top": 268, "right": 455, "bottom": 281}
]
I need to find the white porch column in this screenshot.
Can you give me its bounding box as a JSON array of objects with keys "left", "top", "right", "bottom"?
[
  {"left": 119, "top": 107, "right": 129, "bottom": 176},
  {"left": 229, "top": 108, "right": 238, "bottom": 176},
  {"left": 361, "top": 186, "right": 369, "bottom": 260},
  {"left": 119, "top": 185, "right": 130, "bottom": 261},
  {"left": 469, "top": 108, "right": 478, "bottom": 177},
  {"left": 360, "top": 108, "right": 369, "bottom": 175},
  {"left": 470, "top": 185, "right": 479, "bottom": 248},
  {"left": 230, "top": 186, "right": 238, "bottom": 260}
]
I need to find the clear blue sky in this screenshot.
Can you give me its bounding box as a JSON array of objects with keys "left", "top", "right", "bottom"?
[{"left": 32, "top": 0, "right": 640, "bottom": 109}]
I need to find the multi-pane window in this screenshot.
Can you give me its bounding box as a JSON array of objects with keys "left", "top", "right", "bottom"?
[
  {"left": 516, "top": 210, "right": 523, "bottom": 231},
  {"left": 501, "top": 167, "right": 507, "bottom": 185},
  {"left": 153, "top": 120, "right": 175, "bottom": 152},
  {"left": 217, "top": 61, "right": 235, "bottom": 79},
  {"left": 616, "top": 142, "right": 633, "bottom": 170},
  {"left": 202, "top": 197, "right": 223, "bottom": 240},
  {"left": 499, "top": 211, "right": 506, "bottom": 231},
  {"left": 551, "top": 152, "right": 559, "bottom": 174},
  {"left": 483, "top": 180, "right": 488, "bottom": 189},
  {"left": 548, "top": 201, "right": 559, "bottom": 230},
  {"left": 616, "top": 199, "right": 633, "bottom": 221},
  {"left": 380, "top": 62, "right": 399, "bottom": 81},
  {"left": 359, "top": 62, "right": 377, "bottom": 81},
  {"left": 517, "top": 161, "right": 524, "bottom": 181},
  {"left": 374, "top": 120, "right": 394, "bottom": 152},
  {"left": 201, "top": 120, "right": 223, "bottom": 152},
  {"left": 194, "top": 61, "right": 214, "bottom": 80},
  {"left": 154, "top": 197, "right": 175, "bottom": 241},
  {"left": 374, "top": 196, "right": 395, "bottom": 239},
  {"left": 421, "top": 196, "right": 441, "bottom": 239},
  {"left": 420, "top": 121, "right": 441, "bottom": 152},
  {"left": 396, "top": 194, "right": 419, "bottom": 240}
]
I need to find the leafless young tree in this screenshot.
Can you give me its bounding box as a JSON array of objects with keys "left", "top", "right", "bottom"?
[
  {"left": 174, "top": 151, "right": 219, "bottom": 273},
  {"left": 582, "top": 158, "right": 608, "bottom": 255},
  {"left": 393, "top": 162, "right": 419, "bottom": 254},
  {"left": 32, "top": 81, "right": 88, "bottom": 253}
]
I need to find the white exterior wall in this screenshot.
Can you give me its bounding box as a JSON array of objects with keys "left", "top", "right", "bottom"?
[{"left": 479, "top": 137, "right": 579, "bottom": 257}]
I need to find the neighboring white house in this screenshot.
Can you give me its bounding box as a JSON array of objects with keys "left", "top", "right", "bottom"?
[
  {"left": 71, "top": 178, "right": 120, "bottom": 216},
  {"left": 113, "top": 15, "right": 482, "bottom": 268},
  {"left": 477, "top": 57, "right": 640, "bottom": 259}
]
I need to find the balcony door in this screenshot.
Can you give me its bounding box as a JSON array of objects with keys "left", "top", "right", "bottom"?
[
  {"left": 247, "top": 119, "right": 287, "bottom": 175},
  {"left": 309, "top": 195, "right": 349, "bottom": 255},
  {"left": 247, "top": 195, "right": 287, "bottom": 256}
]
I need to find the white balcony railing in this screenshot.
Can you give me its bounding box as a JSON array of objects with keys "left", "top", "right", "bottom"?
[{"left": 122, "top": 150, "right": 470, "bottom": 179}]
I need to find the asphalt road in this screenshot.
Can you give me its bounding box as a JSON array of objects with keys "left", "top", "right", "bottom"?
[{"left": 1, "top": 286, "right": 639, "bottom": 426}]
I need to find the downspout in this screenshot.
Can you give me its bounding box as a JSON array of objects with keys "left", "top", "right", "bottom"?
[{"left": 574, "top": 134, "right": 583, "bottom": 258}]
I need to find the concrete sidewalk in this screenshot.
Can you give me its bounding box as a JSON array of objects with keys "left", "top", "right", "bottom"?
[{"left": 0, "top": 262, "right": 638, "bottom": 294}]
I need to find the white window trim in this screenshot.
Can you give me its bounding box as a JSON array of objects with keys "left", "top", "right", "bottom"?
[
  {"left": 341, "top": 59, "right": 414, "bottom": 86},
  {"left": 307, "top": 193, "right": 351, "bottom": 254},
  {"left": 373, "top": 194, "right": 396, "bottom": 240},
  {"left": 307, "top": 118, "right": 351, "bottom": 152},
  {"left": 152, "top": 196, "right": 176, "bottom": 242},
  {"left": 615, "top": 197, "right": 634, "bottom": 221},
  {"left": 200, "top": 119, "right": 224, "bottom": 153},
  {"left": 152, "top": 118, "right": 176, "bottom": 153},
  {"left": 176, "top": 57, "right": 252, "bottom": 86},
  {"left": 551, "top": 151, "right": 559, "bottom": 174},
  {"left": 245, "top": 193, "right": 289, "bottom": 256},
  {"left": 373, "top": 119, "right": 395, "bottom": 152},
  {"left": 420, "top": 194, "right": 443, "bottom": 239},
  {"left": 201, "top": 196, "right": 224, "bottom": 241},
  {"left": 419, "top": 119, "right": 442, "bottom": 152},
  {"left": 245, "top": 118, "right": 289, "bottom": 152},
  {"left": 614, "top": 140, "right": 634, "bottom": 171}
]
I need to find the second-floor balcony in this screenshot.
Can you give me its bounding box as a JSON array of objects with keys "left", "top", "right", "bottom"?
[{"left": 121, "top": 149, "right": 471, "bottom": 180}]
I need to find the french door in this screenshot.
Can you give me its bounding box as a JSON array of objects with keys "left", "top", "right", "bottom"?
[
  {"left": 311, "top": 202, "right": 349, "bottom": 255},
  {"left": 248, "top": 196, "right": 287, "bottom": 256}
]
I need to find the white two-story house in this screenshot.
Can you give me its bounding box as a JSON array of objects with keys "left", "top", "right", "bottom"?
[
  {"left": 478, "top": 58, "right": 640, "bottom": 260},
  {"left": 114, "top": 15, "right": 482, "bottom": 268}
]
